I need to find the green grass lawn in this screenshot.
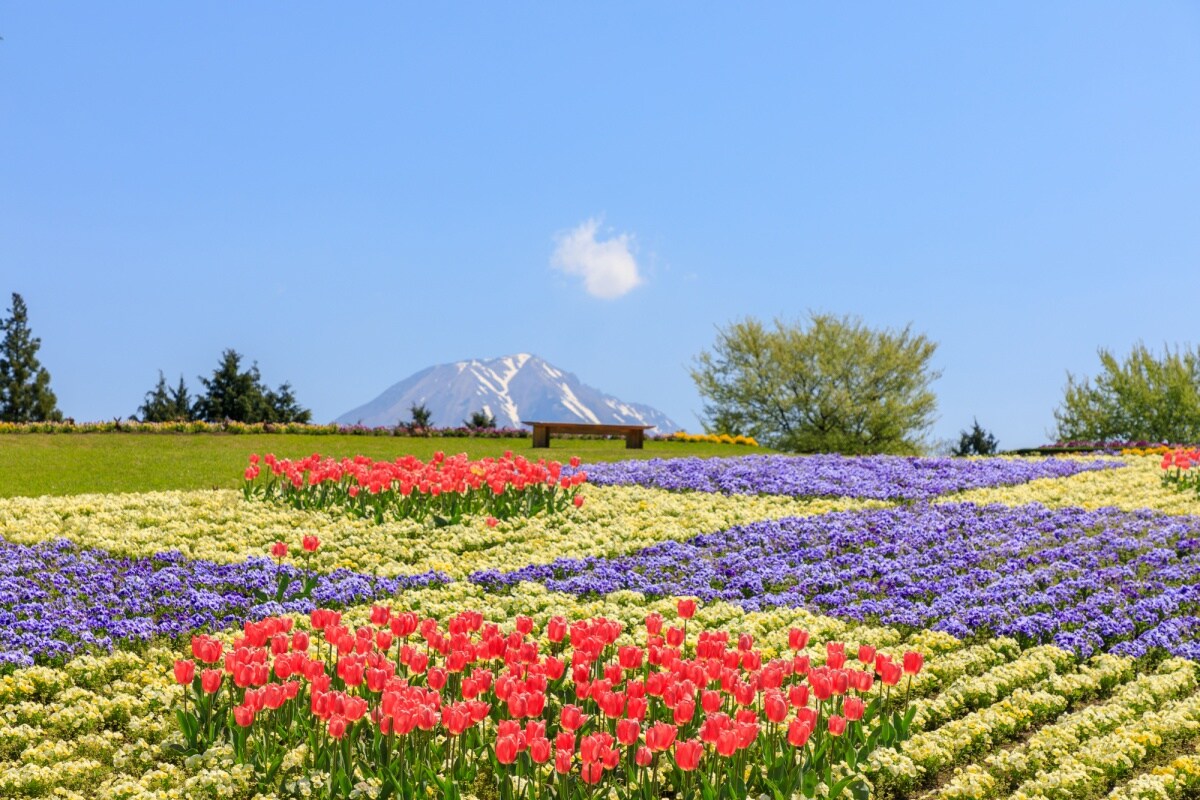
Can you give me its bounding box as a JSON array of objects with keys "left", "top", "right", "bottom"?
[{"left": 0, "top": 433, "right": 773, "bottom": 497}]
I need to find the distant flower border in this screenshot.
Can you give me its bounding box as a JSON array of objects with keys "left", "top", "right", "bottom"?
[{"left": 0, "top": 420, "right": 697, "bottom": 439}]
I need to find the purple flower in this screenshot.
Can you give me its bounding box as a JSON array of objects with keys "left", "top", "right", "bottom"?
[
  {"left": 0, "top": 537, "right": 448, "bottom": 669},
  {"left": 474, "top": 502, "right": 1200, "bottom": 659}
]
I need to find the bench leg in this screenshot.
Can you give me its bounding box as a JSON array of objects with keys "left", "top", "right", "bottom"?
[
  {"left": 625, "top": 430, "right": 644, "bottom": 449},
  {"left": 532, "top": 427, "right": 550, "bottom": 448}
]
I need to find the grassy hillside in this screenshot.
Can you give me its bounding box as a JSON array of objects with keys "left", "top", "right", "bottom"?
[{"left": 0, "top": 433, "right": 772, "bottom": 497}]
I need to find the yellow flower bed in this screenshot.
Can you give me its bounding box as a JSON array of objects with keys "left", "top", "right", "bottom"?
[
  {"left": 662, "top": 431, "right": 760, "bottom": 447},
  {"left": 0, "top": 485, "right": 883, "bottom": 579},
  {"left": 946, "top": 455, "right": 1200, "bottom": 515}
]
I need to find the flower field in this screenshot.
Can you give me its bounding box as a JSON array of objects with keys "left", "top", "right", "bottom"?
[{"left": 1, "top": 452, "right": 1199, "bottom": 799}]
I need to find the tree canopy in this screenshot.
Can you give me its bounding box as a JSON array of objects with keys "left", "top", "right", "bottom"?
[
  {"left": 192, "top": 349, "right": 312, "bottom": 424},
  {"left": 690, "top": 314, "right": 940, "bottom": 454},
  {"left": 952, "top": 418, "right": 999, "bottom": 456},
  {"left": 138, "top": 371, "right": 194, "bottom": 422},
  {"left": 1053, "top": 343, "right": 1200, "bottom": 443},
  {"left": 0, "top": 293, "right": 62, "bottom": 422}
]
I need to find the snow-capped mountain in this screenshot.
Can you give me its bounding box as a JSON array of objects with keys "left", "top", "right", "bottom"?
[{"left": 334, "top": 354, "right": 681, "bottom": 432}]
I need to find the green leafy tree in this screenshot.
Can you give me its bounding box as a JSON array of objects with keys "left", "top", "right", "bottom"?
[
  {"left": 193, "top": 349, "right": 311, "bottom": 423},
  {"left": 464, "top": 409, "right": 496, "bottom": 430},
  {"left": 952, "top": 418, "right": 999, "bottom": 456},
  {"left": 0, "top": 293, "right": 63, "bottom": 422},
  {"left": 690, "top": 313, "right": 940, "bottom": 454},
  {"left": 1054, "top": 343, "right": 1200, "bottom": 443}
]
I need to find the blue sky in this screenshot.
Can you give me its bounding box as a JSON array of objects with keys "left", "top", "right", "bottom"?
[{"left": 2, "top": 4, "right": 1198, "bottom": 448}]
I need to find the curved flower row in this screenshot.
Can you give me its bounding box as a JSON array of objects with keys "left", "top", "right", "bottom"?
[
  {"left": 1009, "top": 683, "right": 1200, "bottom": 800},
  {"left": 0, "top": 486, "right": 881, "bottom": 580},
  {"left": 931, "top": 657, "right": 1199, "bottom": 799},
  {"left": 0, "top": 536, "right": 446, "bottom": 669},
  {"left": 948, "top": 455, "right": 1200, "bottom": 516},
  {"left": 572, "top": 454, "right": 1123, "bottom": 501},
  {"left": 474, "top": 503, "right": 1200, "bottom": 658},
  {"left": 868, "top": 653, "right": 1133, "bottom": 795}
]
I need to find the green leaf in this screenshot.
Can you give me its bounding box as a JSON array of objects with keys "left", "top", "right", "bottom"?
[
  {"left": 801, "top": 769, "right": 819, "bottom": 798},
  {"left": 829, "top": 776, "right": 858, "bottom": 799}
]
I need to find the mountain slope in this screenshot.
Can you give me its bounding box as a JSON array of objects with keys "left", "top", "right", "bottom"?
[{"left": 334, "top": 354, "right": 680, "bottom": 432}]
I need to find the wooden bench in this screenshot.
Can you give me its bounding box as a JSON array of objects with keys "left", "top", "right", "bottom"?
[{"left": 522, "top": 421, "right": 654, "bottom": 449}]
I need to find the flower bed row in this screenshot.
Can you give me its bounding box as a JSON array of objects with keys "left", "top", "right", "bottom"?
[
  {"left": 474, "top": 502, "right": 1200, "bottom": 659},
  {"left": 0, "top": 486, "right": 881, "bottom": 580},
  {"left": 171, "top": 601, "right": 927, "bottom": 799},
  {"left": 573, "top": 454, "right": 1124, "bottom": 501},
  {"left": 0, "top": 536, "right": 447, "bottom": 670},
  {"left": 244, "top": 452, "right": 587, "bottom": 525}
]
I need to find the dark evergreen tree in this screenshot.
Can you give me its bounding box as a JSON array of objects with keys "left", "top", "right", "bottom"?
[
  {"left": 170, "top": 375, "right": 193, "bottom": 421},
  {"left": 409, "top": 402, "right": 432, "bottom": 431},
  {"left": 139, "top": 371, "right": 195, "bottom": 422},
  {"left": 193, "top": 349, "right": 310, "bottom": 423},
  {"left": 464, "top": 409, "right": 496, "bottom": 430},
  {"left": 952, "top": 418, "right": 999, "bottom": 456},
  {"left": 137, "top": 371, "right": 174, "bottom": 422},
  {"left": 264, "top": 382, "right": 312, "bottom": 424},
  {"left": 0, "top": 293, "right": 63, "bottom": 422},
  {"left": 193, "top": 350, "right": 268, "bottom": 422}
]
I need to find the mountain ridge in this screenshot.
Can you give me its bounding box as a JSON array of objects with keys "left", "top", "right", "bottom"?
[{"left": 334, "top": 354, "right": 680, "bottom": 432}]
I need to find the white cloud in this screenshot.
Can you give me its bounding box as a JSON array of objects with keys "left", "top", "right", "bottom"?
[{"left": 551, "top": 218, "right": 643, "bottom": 299}]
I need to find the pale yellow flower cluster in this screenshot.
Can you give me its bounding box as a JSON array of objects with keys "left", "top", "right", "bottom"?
[
  {"left": 933, "top": 658, "right": 1199, "bottom": 800},
  {"left": 1009, "top": 685, "right": 1200, "bottom": 800},
  {"left": 947, "top": 455, "right": 1200, "bottom": 515},
  {"left": 0, "top": 485, "right": 882, "bottom": 579},
  {"left": 871, "top": 653, "right": 1132, "bottom": 795}
]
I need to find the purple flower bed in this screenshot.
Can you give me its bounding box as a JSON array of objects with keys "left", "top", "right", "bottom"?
[
  {"left": 473, "top": 503, "right": 1200, "bottom": 659},
  {"left": 0, "top": 538, "right": 449, "bottom": 669},
  {"left": 573, "top": 455, "right": 1124, "bottom": 500}
]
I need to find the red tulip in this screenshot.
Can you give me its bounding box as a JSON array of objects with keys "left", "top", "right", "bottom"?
[
  {"left": 556, "top": 749, "right": 572, "bottom": 774},
  {"left": 677, "top": 599, "right": 697, "bottom": 619},
  {"left": 787, "top": 719, "right": 812, "bottom": 747},
  {"left": 200, "top": 668, "right": 222, "bottom": 694},
  {"left": 173, "top": 659, "right": 195, "bottom": 685},
  {"left": 580, "top": 761, "right": 605, "bottom": 784},
  {"left": 646, "top": 722, "right": 677, "bottom": 752},
  {"left": 788, "top": 628, "right": 810, "bottom": 650},
  {"left": 764, "top": 691, "right": 788, "bottom": 724},
  {"left": 529, "top": 737, "right": 552, "bottom": 764},
  {"left": 495, "top": 735, "right": 520, "bottom": 765},
  {"left": 827, "top": 715, "right": 847, "bottom": 737},
  {"left": 616, "top": 718, "right": 640, "bottom": 746},
  {"left": 328, "top": 716, "right": 347, "bottom": 739},
  {"left": 547, "top": 616, "right": 568, "bottom": 643},
  {"left": 844, "top": 696, "right": 865, "bottom": 721},
  {"left": 302, "top": 535, "right": 320, "bottom": 552},
  {"left": 233, "top": 704, "right": 255, "bottom": 727},
  {"left": 645, "top": 613, "right": 664, "bottom": 635},
  {"left": 674, "top": 738, "right": 703, "bottom": 771},
  {"left": 270, "top": 541, "right": 288, "bottom": 560},
  {"left": 573, "top": 495, "right": 584, "bottom": 508},
  {"left": 904, "top": 651, "right": 925, "bottom": 675},
  {"left": 561, "top": 704, "right": 586, "bottom": 732},
  {"left": 858, "top": 644, "right": 876, "bottom": 664}
]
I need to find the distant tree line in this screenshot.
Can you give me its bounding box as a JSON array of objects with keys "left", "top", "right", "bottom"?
[
  {"left": 6, "top": 288, "right": 1200, "bottom": 448},
  {"left": 138, "top": 349, "right": 311, "bottom": 424}
]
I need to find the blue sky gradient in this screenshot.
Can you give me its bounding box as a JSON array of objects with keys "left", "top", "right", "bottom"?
[{"left": 2, "top": 4, "right": 1198, "bottom": 448}]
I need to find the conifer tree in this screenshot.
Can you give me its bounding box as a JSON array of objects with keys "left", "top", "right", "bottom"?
[
  {"left": 170, "top": 375, "right": 192, "bottom": 421},
  {"left": 137, "top": 371, "right": 174, "bottom": 422},
  {"left": 0, "top": 293, "right": 63, "bottom": 422}
]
